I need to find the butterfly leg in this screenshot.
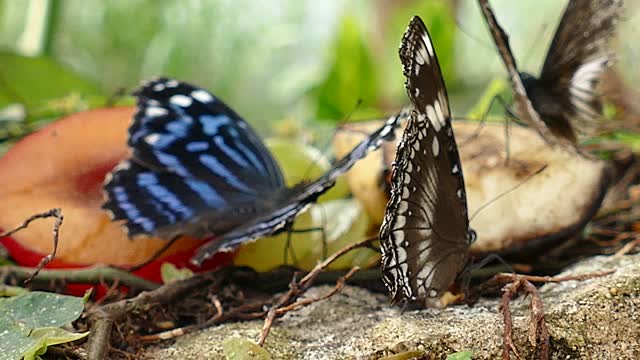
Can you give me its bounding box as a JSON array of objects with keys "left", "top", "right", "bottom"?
[
  {"left": 286, "top": 227, "right": 328, "bottom": 261},
  {"left": 283, "top": 223, "right": 299, "bottom": 266},
  {"left": 128, "top": 235, "right": 182, "bottom": 272},
  {"left": 458, "top": 94, "right": 513, "bottom": 146},
  {"left": 492, "top": 95, "right": 521, "bottom": 165},
  {"left": 459, "top": 253, "right": 515, "bottom": 302}
]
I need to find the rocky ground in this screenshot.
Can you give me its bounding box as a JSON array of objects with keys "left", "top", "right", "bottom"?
[{"left": 147, "top": 253, "right": 640, "bottom": 359}]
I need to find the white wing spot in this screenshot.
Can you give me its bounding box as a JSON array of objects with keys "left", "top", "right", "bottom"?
[
  {"left": 434, "top": 99, "right": 446, "bottom": 127},
  {"left": 145, "top": 106, "right": 168, "bottom": 117},
  {"left": 396, "top": 243, "right": 407, "bottom": 264},
  {"left": 417, "top": 42, "right": 430, "bottom": 65},
  {"left": 191, "top": 90, "right": 214, "bottom": 103},
  {"left": 426, "top": 105, "right": 441, "bottom": 131},
  {"left": 165, "top": 80, "right": 179, "bottom": 88},
  {"left": 170, "top": 94, "right": 193, "bottom": 107},
  {"left": 452, "top": 164, "right": 459, "bottom": 174},
  {"left": 152, "top": 83, "right": 165, "bottom": 92},
  {"left": 144, "top": 133, "right": 161, "bottom": 145},
  {"left": 398, "top": 200, "right": 409, "bottom": 213},
  {"left": 113, "top": 161, "right": 131, "bottom": 172},
  {"left": 422, "top": 34, "right": 433, "bottom": 55},
  {"left": 432, "top": 137, "right": 440, "bottom": 156}
]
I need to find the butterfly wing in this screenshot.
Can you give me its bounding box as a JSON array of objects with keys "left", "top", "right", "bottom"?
[
  {"left": 537, "top": 0, "right": 623, "bottom": 138},
  {"left": 477, "top": 0, "right": 565, "bottom": 146},
  {"left": 380, "top": 16, "right": 473, "bottom": 302},
  {"left": 191, "top": 111, "right": 406, "bottom": 265},
  {"left": 103, "top": 78, "right": 285, "bottom": 239}
]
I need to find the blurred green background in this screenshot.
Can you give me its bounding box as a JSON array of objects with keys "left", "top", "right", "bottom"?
[{"left": 0, "top": 0, "right": 638, "bottom": 137}]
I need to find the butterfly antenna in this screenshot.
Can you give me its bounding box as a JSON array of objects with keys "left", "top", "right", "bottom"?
[
  {"left": 469, "top": 164, "right": 548, "bottom": 223},
  {"left": 522, "top": 23, "right": 549, "bottom": 71},
  {"left": 454, "top": 17, "right": 494, "bottom": 52},
  {"left": 302, "top": 99, "right": 363, "bottom": 181}
]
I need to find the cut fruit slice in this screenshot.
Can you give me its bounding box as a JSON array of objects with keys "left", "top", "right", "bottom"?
[{"left": 334, "top": 119, "right": 611, "bottom": 255}]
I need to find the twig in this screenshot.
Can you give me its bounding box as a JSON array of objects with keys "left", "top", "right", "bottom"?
[
  {"left": 256, "top": 237, "right": 375, "bottom": 346},
  {"left": 0, "top": 265, "right": 158, "bottom": 291},
  {"left": 46, "top": 345, "right": 88, "bottom": 360},
  {"left": 499, "top": 282, "right": 522, "bottom": 360},
  {"left": 138, "top": 239, "right": 376, "bottom": 346},
  {"left": 492, "top": 270, "right": 614, "bottom": 284},
  {"left": 275, "top": 266, "right": 359, "bottom": 314},
  {"left": 137, "top": 301, "right": 266, "bottom": 342},
  {"left": 86, "top": 272, "right": 215, "bottom": 360},
  {"left": 494, "top": 270, "right": 614, "bottom": 360},
  {"left": 0, "top": 208, "right": 63, "bottom": 283},
  {"left": 299, "top": 237, "right": 375, "bottom": 285},
  {"left": 614, "top": 238, "right": 640, "bottom": 257}
]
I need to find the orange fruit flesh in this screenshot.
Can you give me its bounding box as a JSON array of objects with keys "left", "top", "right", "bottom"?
[{"left": 0, "top": 107, "right": 203, "bottom": 266}]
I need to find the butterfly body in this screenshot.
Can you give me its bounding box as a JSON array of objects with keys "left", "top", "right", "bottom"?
[
  {"left": 520, "top": 73, "right": 578, "bottom": 142},
  {"left": 380, "top": 16, "right": 474, "bottom": 303},
  {"left": 479, "top": 0, "right": 623, "bottom": 144},
  {"left": 103, "top": 78, "right": 403, "bottom": 265}
]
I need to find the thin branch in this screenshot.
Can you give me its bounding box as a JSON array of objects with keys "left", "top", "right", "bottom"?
[
  {"left": 1, "top": 265, "right": 158, "bottom": 291},
  {"left": 494, "top": 270, "right": 613, "bottom": 360},
  {"left": 255, "top": 238, "right": 374, "bottom": 347},
  {"left": 492, "top": 270, "right": 614, "bottom": 284},
  {"left": 0, "top": 208, "right": 64, "bottom": 284},
  {"left": 85, "top": 272, "right": 215, "bottom": 360},
  {"left": 137, "top": 239, "right": 376, "bottom": 346}
]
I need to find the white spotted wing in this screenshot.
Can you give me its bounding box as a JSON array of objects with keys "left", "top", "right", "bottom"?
[{"left": 380, "top": 16, "right": 474, "bottom": 303}]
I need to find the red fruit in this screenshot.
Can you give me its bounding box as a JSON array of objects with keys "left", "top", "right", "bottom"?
[{"left": 0, "top": 107, "right": 230, "bottom": 282}]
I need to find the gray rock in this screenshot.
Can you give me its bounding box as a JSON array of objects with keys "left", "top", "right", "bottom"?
[{"left": 147, "top": 254, "right": 640, "bottom": 359}]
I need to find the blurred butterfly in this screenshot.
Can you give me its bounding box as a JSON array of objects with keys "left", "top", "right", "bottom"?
[
  {"left": 380, "top": 16, "right": 476, "bottom": 303},
  {"left": 478, "top": 0, "right": 623, "bottom": 144},
  {"left": 103, "top": 78, "right": 404, "bottom": 266}
]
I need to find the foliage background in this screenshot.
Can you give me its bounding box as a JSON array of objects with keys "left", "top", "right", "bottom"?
[{"left": 0, "top": 0, "right": 638, "bottom": 136}]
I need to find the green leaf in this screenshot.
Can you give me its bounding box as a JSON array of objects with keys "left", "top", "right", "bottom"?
[
  {"left": 160, "top": 262, "right": 194, "bottom": 284},
  {"left": 22, "top": 328, "right": 89, "bottom": 360},
  {"left": 446, "top": 350, "right": 474, "bottom": 360},
  {"left": 311, "top": 14, "right": 380, "bottom": 122},
  {"left": 0, "top": 291, "right": 86, "bottom": 360},
  {"left": 0, "top": 291, "right": 85, "bottom": 329},
  {"left": 0, "top": 286, "right": 28, "bottom": 297},
  {"left": 222, "top": 337, "right": 272, "bottom": 360},
  {"left": 0, "top": 52, "right": 102, "bottom": 111}
]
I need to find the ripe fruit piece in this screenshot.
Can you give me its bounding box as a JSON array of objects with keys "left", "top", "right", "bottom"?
[{"left": 0, "top": 107, "right": 210, "bottom": 273}]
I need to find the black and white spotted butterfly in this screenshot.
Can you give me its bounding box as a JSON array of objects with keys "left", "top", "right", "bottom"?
[
  {"left": 478, "top": 0, "right": 623, "bottom": 144},
  {"left": 380, "top": 16, "right": 475, "bottom": 303},
  {"left": 103, "top": 78, "right": 404, "bottom": 266}
]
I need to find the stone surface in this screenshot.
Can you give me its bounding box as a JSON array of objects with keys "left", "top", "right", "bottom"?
[{"left": 147, "top": 254, "right": 640, "bottom": 359}]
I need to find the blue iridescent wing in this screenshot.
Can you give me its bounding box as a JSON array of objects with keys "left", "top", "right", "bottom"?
[
  {"left": 103, "top": 78, "right": 285, "bottom": 238},
  {"left": 191, "top": 110, "right": 407, "bottom": 265}
]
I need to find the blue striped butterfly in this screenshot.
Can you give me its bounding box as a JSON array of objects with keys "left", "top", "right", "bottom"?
[
  {"left": 103, "top": 78, "right": 403, "bottom": 265},
  {"left": 380, "top": 17, "right": 475, "bottom": 302},
  {"left": 478, "top": 0, "right": 623, "bottom": 144}
]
